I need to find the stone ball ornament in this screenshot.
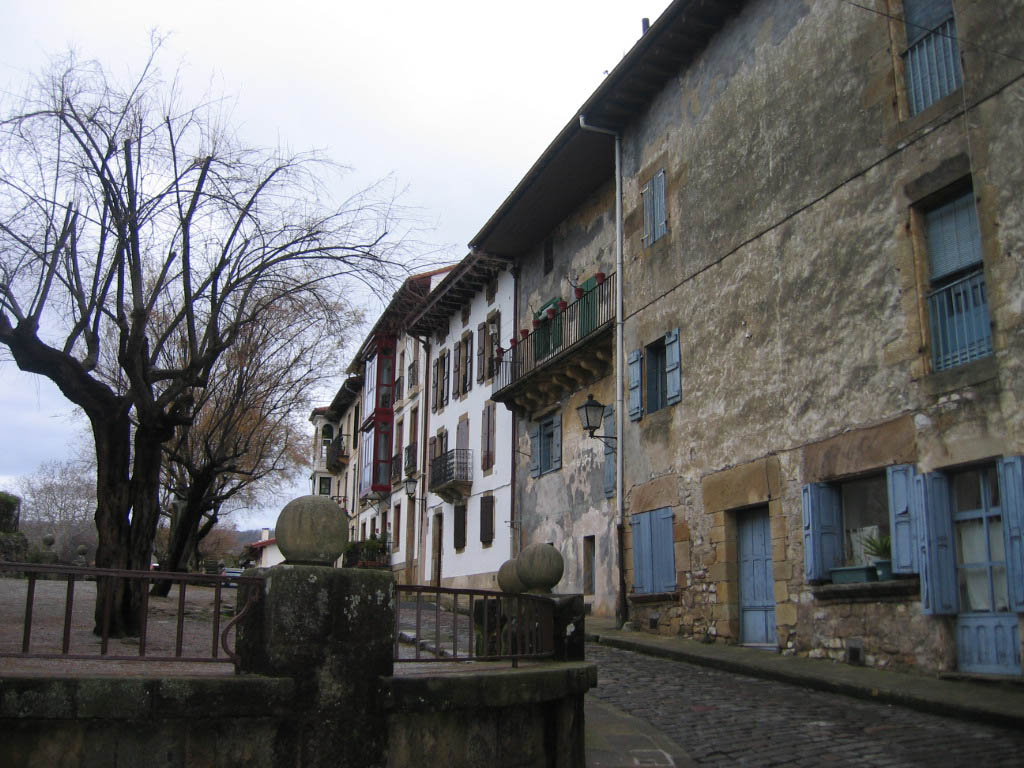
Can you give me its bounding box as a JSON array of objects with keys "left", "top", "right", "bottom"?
[
  {"left": 497, "top": 559, "right": 526, "bottom": 594},
  {"left": 514, "top": 543, "right": 565, "bottom": 594},
  {"left": 276, "top": 495, "right": 348, "bottom": 566},
  {"left": 41, "top": 533, "right": 55, "bottom": 549}
]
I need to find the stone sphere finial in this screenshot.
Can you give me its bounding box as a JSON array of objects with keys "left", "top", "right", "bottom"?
[
  {"left": 497, "top": 559, "right": 526, "bottom": 594},
  {"left": 41, "top": 533, "right": 55, "bottom": 549},
  {"left": 515, "top": 543, "right": 564, "bottom": 594},
  {"left": 76, "top": 544, "right": 88, "bottom": 556},
  {"left": 276, "top": 495, "right": 348, "bottom": 566}
]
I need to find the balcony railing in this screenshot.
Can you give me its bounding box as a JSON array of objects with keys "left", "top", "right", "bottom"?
[
  {"left": 404, "top": 442, "right": 417, "bottom": 475},
  {"left": 407, "top": 360, "right": 419, "bottom": 388},
  {"left": 394, "top": 376, "right": 404, "bottom": 402},
  {"left": 429, "top": 449, "right": 473, "bottom": 492},
  {"left": 391, "top": 451, "right": 403, "bottom": 482},
  {"left": 325, "top": 436, "right": 349, "bottom": 473},
  {"left": 494, "top": 274, "right": 614, "bottom": 394},
  {"left": 928, "top": 269, "right": 992, "bottom": 371}
]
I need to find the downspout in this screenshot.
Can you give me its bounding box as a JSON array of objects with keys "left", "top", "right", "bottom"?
[
  {"left": 578, "top": 114, "right": 627, "bottom": 629},
  {"left": 510, "top": 265, "right": 521, "bottom": 557},
  {"left": 419, "top": 339, "right": 431, "bottom": 586}
]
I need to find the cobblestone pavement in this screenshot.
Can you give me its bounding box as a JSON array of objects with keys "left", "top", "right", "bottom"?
[{"left": 586, "top": 643, "right": 1024, "bottom": 767}]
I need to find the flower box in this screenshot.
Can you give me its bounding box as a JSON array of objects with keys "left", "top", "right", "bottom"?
[{"left": 830, "top": 565, "right": 878, "bottom": 584}]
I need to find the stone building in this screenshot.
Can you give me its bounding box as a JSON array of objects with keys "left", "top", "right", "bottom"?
[{"left": 473, "top": 0, "right": 1024, "bottom": 676}]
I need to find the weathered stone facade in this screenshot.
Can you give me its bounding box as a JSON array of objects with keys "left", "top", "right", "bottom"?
[{"left": 473, "top": 0, "right": 1024, "bottom": 674}]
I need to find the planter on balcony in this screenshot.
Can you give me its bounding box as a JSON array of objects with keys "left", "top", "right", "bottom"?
[
  {"left": 557, "top": 301, "right": 568, "bottom": 312},
  {"left": 521, "top": 329, "right": 530, "bottom": 339},
  {"left": 546, "top": 307, "right": 556, "bottom": 319},
  {"left": 574, "top": 286, "right": 584, "bottom": 299},
  {"left": 595, "top": 272, "right": 606, "bottom": 285},
  {"left": 830, "top": 565, "right": 878, "bottom": 584}
]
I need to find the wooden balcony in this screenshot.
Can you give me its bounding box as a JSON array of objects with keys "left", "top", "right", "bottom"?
[
  {"left": 325, "top": 437, "right": 350, "bottom": 473},
  {"left": 492, "top": 275, "right": 615, "bottom": 414}
]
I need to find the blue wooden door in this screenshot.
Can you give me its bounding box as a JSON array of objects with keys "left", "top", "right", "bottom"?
[
  {"left": 739, "top": 508, "right": 776, "bottom": 646},
  {"left": 952, "top": 465, "right": 1021, "bottom": 675}
]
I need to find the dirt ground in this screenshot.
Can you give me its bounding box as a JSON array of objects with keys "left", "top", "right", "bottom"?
[{"left": 0, "top": 576, "right": 239, "bottom": 677}]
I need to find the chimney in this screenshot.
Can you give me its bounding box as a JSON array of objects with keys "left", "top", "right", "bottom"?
[
  {"left": 261, "top": 527, "right": 270, "bottom": 541},
  {"left": 642, "top": 17, "right": 650, "bottom": 35}
]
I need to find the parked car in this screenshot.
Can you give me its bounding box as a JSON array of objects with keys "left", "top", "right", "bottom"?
[{"left": 220, "top": 567, "right": 244, "bottom": 587}]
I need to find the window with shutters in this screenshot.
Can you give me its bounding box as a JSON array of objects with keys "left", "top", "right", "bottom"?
[
  {"left": 642, "top": 169, "right": 667, "bottom": 247},
  {"left": 478, "top": 310, "right": 501, "bottom": 382},
  {"left": 628, "top": 329, "right": 681, "bottom": 421},
  {"left": 921, "top": 185, "right": 992, "bottom": 371},
  {"left": 481, "top": 401, "right": 496, "bottom": 472},
  {"left": 630, "top": 508, "right": 675, "bottom": 594},
  {"left": 529, "top": 413, "right": 562, "bottom": 477},
  {"left": 900, "top": 0, "right": 962, "bottom": 116},
  {"left": 480, "top": 495, "right": 495, "bottom": 545},
  {"left": 393, "top": 503, "right": 401, "bottom": 550},
  {"left": 454, "top": 504, "right": 467, "bottom": 550},
  {"left": 803, "top": 467, "right": 922, "bottom": 584},
  {"left": 433, "top": 349, "right": 450, "bottom": 411}
]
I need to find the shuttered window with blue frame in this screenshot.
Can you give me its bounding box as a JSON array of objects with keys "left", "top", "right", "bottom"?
[
  {"left": 631, "top": 507, "right": 676, "bottom": 594},
  {"left": 529, "top": 413, "right": 562, "bottom": 477},
  {"left": 924, "top": 188, "right": 992, "bottom": 371},
  {"left": 902, "top": 0, "right": 961, "bottom": 115},
  {"left": 629, "top": 328, "right": 681, "bottom": 422},
  {"left": 642, "top": 169, "right": 667, "bottom": 247}
]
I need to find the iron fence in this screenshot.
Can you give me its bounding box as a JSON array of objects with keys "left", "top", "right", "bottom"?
[
  {"left": 0, "top": 562, "right": 260, "bottom": 668},
  {"left": 391, "top": 450, "right": 403, "bottom": 481},
  {"left": 494, "top": 275, "right": 615, "bottom": 394},
  {"left": 429, "top": 448, "right": 473, "bottom": 491},
  {"left": 394, "top": 584, "right": 555, "bottom": 666}
]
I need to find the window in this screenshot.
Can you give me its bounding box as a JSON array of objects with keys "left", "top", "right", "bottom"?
[
  {"left": 642, "top": 169, "right": 667, "bottom": 246},
  {"left": 631, "top": 508, "right": 675, "bottom": 594},
  {"left": 320, "top": 424, "right": 334, "bottom": 458},
  {"left": 393, "top": 503, "right": 401, "bottom": 548},
  {"left": 318, "top": 476, "right": 332, "bottom": 496},
  {"left": 480, "top": 495, "right": 494, "bottom": 545},
  {"left": 583, "top": 535, "right": 596, "bottom": 595},
  {"left": 454, "top": 504, "right": 467, "bottom": 550},
  {"left": 923, "top": 187, "right": 992, "bottom": 370},
  {"left": 646, "top": 338, "right": 668, "bottom": 414},
  {"left": 902, "top": 0, "right": 962, "bottom": 115},
  {"left": 480, "top": 401, "right": 496, "bottom": 471},
  {"left": 477, "top": 310, "right": 501, "bottom": 382},
  {"left": 534, "top": 299, "right": 563, "bottom": 361},
  {"left": 432, "top": 349, "right": 450, "bottom": 412},
  {"left": 529, "top": 413, "right": 562, "bottom": 477},
  {"left": 452, "top": 333, "right": 473, "bottom": 398},
  {"left": 628, "top": 329, "right": 681, "bottom": 421}
]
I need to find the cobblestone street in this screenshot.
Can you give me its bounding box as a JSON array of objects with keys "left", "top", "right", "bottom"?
[{"left": 586, "top": 643, "right": 1024, "bottom": 767}]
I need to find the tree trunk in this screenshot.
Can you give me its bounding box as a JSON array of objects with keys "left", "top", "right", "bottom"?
[{"left": 150, "top": 472, "right": 214, "bottom": 598}]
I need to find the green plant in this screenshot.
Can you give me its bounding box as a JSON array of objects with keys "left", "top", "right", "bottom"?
[{"left": 862, "top": 532, "right": 891, "bottom": 560}]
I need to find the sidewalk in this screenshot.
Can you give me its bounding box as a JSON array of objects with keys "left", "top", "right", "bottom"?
[{"left": 585, "top": 616, "right": 1024, "bottom": 731}]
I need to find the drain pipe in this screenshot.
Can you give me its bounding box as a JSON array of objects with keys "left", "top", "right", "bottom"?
[{"left": 579, "top": 114, "right": 627, "bottom": 629}]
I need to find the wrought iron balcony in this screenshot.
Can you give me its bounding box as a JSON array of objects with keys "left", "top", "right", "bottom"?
[
  {"left": 492, "top": 275, "right": 615, "bottom": 412},
  {"left": 325, "top": 436, "right": 350, "bottom": 473},
  {"left": 393, "top": 375, "right": 404, "bottom": 402},
  {"left": 404, "top": 442, "right": 417, "bottom": 475},
  {"left": 391, "top": 451, "right": 403, "bottom": 482},
  {"left": 429, "top": 448, "right": 473, "bottom": 503},
  {"left": 407, "top": 359, "right": 419, "bottom": 388}
]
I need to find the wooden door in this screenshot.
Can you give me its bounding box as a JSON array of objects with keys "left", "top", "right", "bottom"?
[{"left": 738, "top": 507, "right": 776, "bottom": 646}]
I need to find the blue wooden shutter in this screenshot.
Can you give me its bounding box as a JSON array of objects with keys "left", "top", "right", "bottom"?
[
  {"left": 997, "top": 456, "right": 1024, "bottom": 613},
  {"left": 628, "top": 349, "right": 643, "bottom": 421},
  {"left": 652, "top": 507, "right": 676, "bottom": 593},
  {"left": 641, "top": 180, "right": 652, "bottom": 246},
  {"left": 465, "top": 333, "right": 473, "bottom": 392},
  {"left": 630, "top": 512, "right": 652, "bottom": 593},
  {"left": 603, "top": 405, "right": 615, "bottom": 498},
  {"left": 887, "top": 464, "right": 919, "bottom": 574},
  {"left": 915, "top": 471, "right": 958, "bottom": 615},
  {"left": 903, "top": 0, "right": 954, "bottom": 46},
  {"left": 802, "top": 483, "right": 842, "bottom": 582},
  {"left": 664, "top": 328, "right": 681, "bottom": 406},
  {"left": 529, "top": 425, "right": 540, "bottom": 478},
  {"left": 926, "top": 190, "right": 981, "bottom": 280},
  {"left": 653, "top": 170, "right": 667, "bottom": 241},
  {"left": 550, "top": 413, "right": 562, "bottom": 471}
]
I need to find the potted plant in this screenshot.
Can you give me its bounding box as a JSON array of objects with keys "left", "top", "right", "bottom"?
[
  {"left": 557, "top": 300, "right": 568, "bottom": 312},
  {"left": 595, "top": 272, "right": 606, "bottom": 285},
  {"left": 532, "top": 318, "right": 541, "bottom": 329},
  {"left": 521, "top": 328, "right": 530, "bottom": 339},
  {"left": 546, "top": 307, "right": 556, "bottom": 319},
  {"left": 574, "top": 286, "right": 584, "bottom": 300},
  {"left": 863, "top": 532, "right": 892, "bottom": 580}
]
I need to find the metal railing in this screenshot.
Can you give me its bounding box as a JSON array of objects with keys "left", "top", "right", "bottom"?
[
  {"left": 407, "top": 359, "right": 419, "bottom": 388},
  {"left": 404, "top": 441, "right": 417, "bottom": 475},
  {"left": 393, "top": 375, "right": 404, "bottom": 402},
  {"left": 394, "top": 585, "right": 555, "bottom": 666},
  {"left": 429, "top": 448, "right": 473, "bottom": 491},
  {"left": 0, "top": 562, "right": 261, "bottom": 668},
  {"left": 391, "top": 451, "right": 403, "bottom": 481},
  {"left": 494, "top": 275, "right": 614, "bottom": 394},
  {"left": 928, "top": 269, "right": 992, "bottom": 371},
  {"left": 326, "top": 436, "right": 349, "bottom": 472}
]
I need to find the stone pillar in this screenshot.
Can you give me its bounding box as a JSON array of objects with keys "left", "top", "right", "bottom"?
[{"left": 237, "top": 565, "right": 394, "bottom": 768}]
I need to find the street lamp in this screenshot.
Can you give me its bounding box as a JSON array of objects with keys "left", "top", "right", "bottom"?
[
  {"left": 404, "top": 476, "right": 422, "bottom": 498},
  {"left": 577, "top": 394, "right": 616, "bottom": 447}
]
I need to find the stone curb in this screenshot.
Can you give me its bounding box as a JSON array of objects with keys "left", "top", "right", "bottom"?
[{"left": 585, "top": 629, "right": 1024, "bottom": 731}]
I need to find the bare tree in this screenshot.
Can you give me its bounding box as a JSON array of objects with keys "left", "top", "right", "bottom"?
[
  {"left": 17, "top": 458, "right": 97, "bottom": 561},
  {"left": 0, "top": 45, "right": 408, "bottom": 634},
  {"left": 153, "top": 302, "right": 361, "bottom": 592}
]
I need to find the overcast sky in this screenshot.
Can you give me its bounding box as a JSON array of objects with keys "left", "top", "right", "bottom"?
[{"left": 0, "top": 0, "right": 671, "bottom": 529}]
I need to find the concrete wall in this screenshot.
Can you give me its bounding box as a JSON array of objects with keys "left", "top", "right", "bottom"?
[{"left": 614, "top": 0, "right": 1024, "bottom": 672}]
